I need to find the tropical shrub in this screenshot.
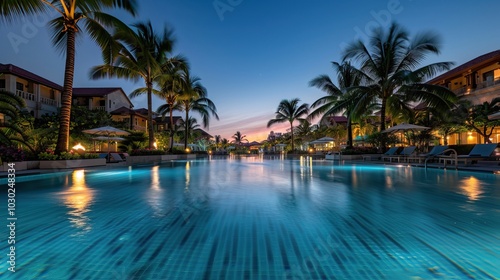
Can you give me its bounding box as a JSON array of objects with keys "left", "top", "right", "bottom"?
[
  {"left": 82, "top": 153, "right": 99, "bottom": 159},
  {"left": 0, "top": 146, "right": 26, "bottom": 162},
  {"left": 59, "top": 152, "right": 81, "bottom": 160},
  {"left": 38, "top": 152, "right": 59, "bottom": 161}
]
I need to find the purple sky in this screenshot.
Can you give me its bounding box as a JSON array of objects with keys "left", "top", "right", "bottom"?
[{"left": 1, "top": 0, "right": 500, "bottom": 141}]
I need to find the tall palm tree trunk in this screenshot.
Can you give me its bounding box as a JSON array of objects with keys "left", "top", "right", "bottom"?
[
  {"left": 347, "top": 117, "right": 353, "bottom": 149},
  {"left": 55, "top": 28, "right": 76, "bottom": 153},
  {"left": 290, "top": 123, "right": 294, "bottom": 152},
  {"left": 379, "top": 98, "right": 387, "bottom": 152},
  {"left": 147, "top": 83, "right": 155, "bottom": 149},
  {"left": 169, "top": 107, "right": 174, "bottom": 152},
  {"left": 184, "top": 109, "right": 189, "bottom": 150}
]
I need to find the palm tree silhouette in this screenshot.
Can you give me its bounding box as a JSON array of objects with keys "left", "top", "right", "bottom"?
[
  {"left": 91, "top": 21, "right": 173, "bottom": 149},
  {"left": 309, "top": 61, "right": 362, "bottom": 149},
  {"left": 342, "top": 22, "right": 457, "bottom": 149},
  {"left": 267, "top": 98, "right": 309, "bottom": 152},
  {"left": 1, "top": 0, "right": 137, "bottom": 153}
]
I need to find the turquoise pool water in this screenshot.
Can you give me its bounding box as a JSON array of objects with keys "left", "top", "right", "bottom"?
[{"left": 1, "top": 157, "right": 499, "bottom": 279}]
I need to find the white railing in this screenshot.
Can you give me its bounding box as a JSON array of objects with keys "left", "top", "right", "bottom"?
[
  {"left": 40, "top": 96, "right": 58, "bottom": 107},
  {"left": 16, "top": 90, "right": 36, "bottom": 101},
  {"left": 93, "top": 106, "right": 106, "bottom": 111}
]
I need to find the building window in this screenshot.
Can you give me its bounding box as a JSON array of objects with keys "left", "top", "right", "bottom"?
[
  {"left": 483, "top": 70, "right": 494, "bottom": 85},
  {"left": 109, "top": 100, "right": 112, "bottom": 109},
  {"left": 50, "top": 90, "right": 55, "bottom": 100},
  {"left": 0, "top": 79, "right": 5, "bottom": 89},
  {"left": 16, "top": 82, "right": 23, "bottom": 91}
]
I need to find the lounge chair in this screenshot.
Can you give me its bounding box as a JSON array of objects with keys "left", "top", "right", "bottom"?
[
  {"left": 408, "top": 145, "right": 448, "bottom": 163},
  {"left": 379, "top": 147, "right": 401, "bottom": 162},
  {"left": 383, "top": 146, "right": 416, "bottom": 162},
  {"left": 109, "top": 153, "right": 125, "bottom": 162},
  {"left": 439, "top": 143, "right": 498, "bottom": 166}
]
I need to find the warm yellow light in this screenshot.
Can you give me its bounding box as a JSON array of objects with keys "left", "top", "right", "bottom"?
[
  {"left": 153, "top": 142, "right": 158, "bottom": 149},
  {"left": 208, "top": 150, "right": 212, "bottom": 154},
  {"left": 72, "top": 143, "right": 85, "bottom": 151},
  {"left": 467, "top": 131, "right": 472, "bottom": 135},
  {"left": 185, "top": 148, "right": 190, "bottom": 153}
]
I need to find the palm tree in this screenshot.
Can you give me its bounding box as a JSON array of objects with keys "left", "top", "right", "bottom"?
[
  {"left": 309, "top": 61, "right": 363, "bottom": 149},
  {"left": 156, "top": 58, "right": 189, "bottom": 152},
  {"left": 466, "top": 97, "right": 500, "bottom": 143},
  {"left": 1, "top": 0, "right": 137, "bottom": 153},
  {"left": 0, "top": 90, "right": 32, "bottom": 149},
  {"left": 91, "top": 21, "right": 173, "bottom": 149},
  {"left": 231, "top": 131, "right": 248, "bottom": 146},
  {"left": 214, "top": 135, "right": 221, "bottom": 151},
  {"left": 177, "top": 70, "right": 219, "bottom": 150},
  {"left": 342, "top": 22, "right": 457, "bottom": 150},
  {"left": 179, "top": 117, "right": 200, "bottom": 147},
  {"left": 267, "top": 98, "right": 309, "bottom": 152}
]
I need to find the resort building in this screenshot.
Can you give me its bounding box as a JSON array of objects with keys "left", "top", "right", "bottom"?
[
  {"left": 111, "top": 107, "right": 149, "bottom": 131},
  {"left": 154, "top": 116, "right": 183, "bottom": 132},
  {"left": 72, "top": 87, "right": 133, "bottom": 113},
  {"left": 0, "top": 63, "right": 62, "bottom": 119},
  {"left": 428, "top": 49, "right": 500, "bottom": 144}
]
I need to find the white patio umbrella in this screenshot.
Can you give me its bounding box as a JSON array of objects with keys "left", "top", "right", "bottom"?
[
  {"left": 382, "top": 123, "right": 430, "bottom": 133},
  {"left": 83, "top": 126, "right": 130, "bottom": 136},
  {"left": 382, "top": 123, "right": 430, "bottom": 146},
  {"left": 83, "top": 126, "right": 129, "bottom": 154}
]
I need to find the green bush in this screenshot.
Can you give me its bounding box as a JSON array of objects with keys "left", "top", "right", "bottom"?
[
  {"left": 59, "top": 152, "right": 81, "bottom": 160},
  {"left": 38, "top": 152, "right": 59, "bottom": 160},
  {"left": 82, "top": 153, "right": 99, "bottom": 159}
]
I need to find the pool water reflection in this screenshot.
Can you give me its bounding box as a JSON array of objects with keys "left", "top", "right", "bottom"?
[{"left": 0, "top": 157, "right": 499, "bottom": 279}]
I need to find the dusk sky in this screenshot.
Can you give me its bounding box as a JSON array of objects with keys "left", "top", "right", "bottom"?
[{"left": 1, "top": 1, "right": 500, "bottom": 141}]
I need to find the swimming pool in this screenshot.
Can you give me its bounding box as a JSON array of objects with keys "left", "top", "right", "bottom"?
[{"left": 1, "top": 157, "right": 499, "bottom": 279}]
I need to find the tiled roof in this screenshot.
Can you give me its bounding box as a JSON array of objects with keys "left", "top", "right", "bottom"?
[
  {"left": 428, "top": 49, "right": 500, "bottom": 84},
  {"left": 111, "top": 106, "right": 146, "bottom": 118},
  {"left": 0, "top": 63, "right": 63, "bottom": 90},
  {"left": 194, "top": 128, "right": 213, "bottom": 139}
]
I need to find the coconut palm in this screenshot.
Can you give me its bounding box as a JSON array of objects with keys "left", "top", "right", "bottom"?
[
  {"left": 1, "top": 0, "right": 137, "bottom": 153},
  {"left": 309, "top": 61, "right": 363, "bottom": 149},
  {"left": 231, "top": 131, "right": 248, "bottom": 146},
  {"left": 178, "top": 117, "right": 201, "bottom": 146},
  {"left": 91, "top": 21, "right": 174, "bottom": 149},
  {"left": 267, "top": 98, "right": 309, "bottom": 152},
  {"left": 156, "top": 57, "right": 189, "bottom": 152},
  {"left": 342, "top": 22, "right": 457, "bottom": 149},
  {"left": 177, "top": 70, "right": 219, "bottom": 150},
  {"left": 214, "top": 135, "right": 221, "bottom": 151}
]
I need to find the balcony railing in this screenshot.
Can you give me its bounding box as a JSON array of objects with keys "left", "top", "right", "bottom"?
[
  {"left": 452, "top": 78, "right": 500, "bottom": 96},
  {"left": 16, "top": 90, "right": 36, "bottom": 101},
  {"left": 40, "top": 96, "right": 58, "bottom": 107},
  {"left": 93, "top": 106, "right": 106, "bottom": 111},
  {"left": 477, "top": 78, "right": 500, "bottom": 90}
]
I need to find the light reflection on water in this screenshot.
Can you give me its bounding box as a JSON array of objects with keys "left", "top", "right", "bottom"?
[
  {"left": 7, "top": 158, "right": 500, "bottom": 279},
  {"left": 60, "top": 170, "right": 94, "bottom": 236}
]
